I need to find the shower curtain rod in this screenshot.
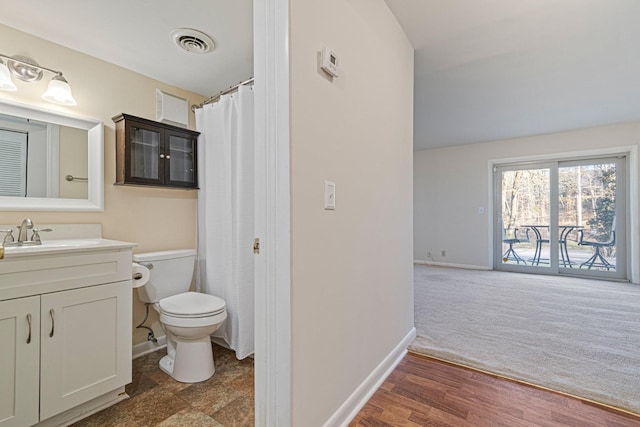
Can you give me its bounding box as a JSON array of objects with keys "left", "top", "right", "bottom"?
[{"left": 191, "top": 77, "right": 254, "bottom": 112}]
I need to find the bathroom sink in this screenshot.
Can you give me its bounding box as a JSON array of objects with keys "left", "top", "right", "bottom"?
[{"left": 2, "top": 238, "right": 134, "bottom": 257}]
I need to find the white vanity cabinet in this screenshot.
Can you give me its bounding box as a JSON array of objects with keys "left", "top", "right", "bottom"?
[
  {"left": 0, "top": 296, "right": 40, "bottom": 427},
  {"left": 0, "top": 241, "right": 135, "bottom": 427},
  {"left": 40, "top": 281, "right": 131, "bottom": 421}
]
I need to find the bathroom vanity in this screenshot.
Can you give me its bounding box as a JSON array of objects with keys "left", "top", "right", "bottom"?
[{"left": 0, "top": 231, "right": 135, "bottom": 427}]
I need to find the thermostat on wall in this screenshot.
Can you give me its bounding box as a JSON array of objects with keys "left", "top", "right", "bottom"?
[{"left": 321, "top": 46, "right": 340, "bottom": 77}]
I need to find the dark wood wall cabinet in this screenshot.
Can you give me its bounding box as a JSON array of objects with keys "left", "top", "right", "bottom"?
[{"left": 113, "top": 113, "right": 199, "bottom": 188}]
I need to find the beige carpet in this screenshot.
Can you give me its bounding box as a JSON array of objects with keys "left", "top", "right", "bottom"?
[{"left": 411, "top": 264, "right": 640, "bottom": 414}]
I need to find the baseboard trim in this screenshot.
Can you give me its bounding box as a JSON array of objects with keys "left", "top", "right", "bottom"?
[
  {"left": 322, "top": 327, "right": 417, "bottom": 427},
  {"left": 132, "top": 335, "right": 167, "bottom": 359},
  {"left": 414, "top": 260, "right": 490, "bottom": 270}
]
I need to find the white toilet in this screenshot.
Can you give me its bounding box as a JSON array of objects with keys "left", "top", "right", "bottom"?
[{"left": 133, "top": 249, "right": 227, "bottom": 383}]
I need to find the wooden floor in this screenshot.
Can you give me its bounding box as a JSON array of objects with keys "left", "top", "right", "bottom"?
[{"left": 350, "top": 353, "right": 640, "bottom": 427}]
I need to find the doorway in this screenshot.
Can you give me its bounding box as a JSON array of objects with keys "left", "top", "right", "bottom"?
[{"left": 494, "top": 156, "right": 627, "bottom": 280}]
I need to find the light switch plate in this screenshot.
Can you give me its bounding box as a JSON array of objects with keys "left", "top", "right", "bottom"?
[{"left": 325, "top": 181, "right": 336, "bottom": 210}]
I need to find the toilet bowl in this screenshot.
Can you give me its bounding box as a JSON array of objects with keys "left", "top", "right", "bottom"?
[
  {"left": 133, "top": 250, "right": 227, "bottom": 383},
  {"left": 156, "top": 292, "right": 227, "bottom": 382}
]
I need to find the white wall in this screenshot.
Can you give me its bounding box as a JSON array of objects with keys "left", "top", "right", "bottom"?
[
  {"left": 290, "top": 0, "right": 414, "bottom": 425},
  {"left": 414, "top": 121, "right": 640, "bottom": 279}
]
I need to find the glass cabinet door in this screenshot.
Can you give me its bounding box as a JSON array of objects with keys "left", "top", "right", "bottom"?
[
  {"left": 128, "top": 124, "right": 161, "bottom": 183},
  {"left": 166, "top": 131, "right": 197, "bottom": 187},
  {"left": 114, "top": 113, "right": 199, "bottom": 188}
]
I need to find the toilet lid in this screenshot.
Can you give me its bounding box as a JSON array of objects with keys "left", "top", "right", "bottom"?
[{"left": 159, "top": 292, "right": 226, "bottom": 317}]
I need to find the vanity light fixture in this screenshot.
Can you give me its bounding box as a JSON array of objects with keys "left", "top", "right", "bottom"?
[{"left": 0, "top": 54, "right": 77, "bottom": 106}]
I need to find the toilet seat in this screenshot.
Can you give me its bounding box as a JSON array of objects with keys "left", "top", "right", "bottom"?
[
  {"left": 160, "top": 309, "right": 227, "bottom": 329},
  {"left": 159, "top": 292, "right": 226, "bottom": 318},
  {"left": 155, "top": 292, "right": 227, "bottom": 329}
]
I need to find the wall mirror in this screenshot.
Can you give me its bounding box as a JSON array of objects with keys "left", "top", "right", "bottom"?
[{"left": 0, "top": 99, "right": 103, "bottom": 211}]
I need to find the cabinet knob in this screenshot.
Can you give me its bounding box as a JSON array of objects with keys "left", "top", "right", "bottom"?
[
  {"left": 49, "top": 309, "right": 55, "bottom": 337},
  {"left": 26, "top": 313, "right": 32, "bottom": 344},
  {"left": 160, "top": 154, "right": 165, "bottom": 159}
]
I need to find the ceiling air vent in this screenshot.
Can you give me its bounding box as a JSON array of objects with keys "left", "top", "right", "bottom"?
[{"left": 170, "top": 28, "right": 215, "bottom": 54}]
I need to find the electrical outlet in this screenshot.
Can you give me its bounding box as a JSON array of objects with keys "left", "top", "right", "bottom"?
[
  {"left": 426, "top": 251, "right": 432, "bottom": 258},
  {"left": 441, "top": 250, "right": 446, "bottom": 257}
]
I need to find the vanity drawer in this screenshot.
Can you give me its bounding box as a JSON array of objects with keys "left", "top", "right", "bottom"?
[{"left": 0, "top": 249, "right": 132, "bottom": 300}]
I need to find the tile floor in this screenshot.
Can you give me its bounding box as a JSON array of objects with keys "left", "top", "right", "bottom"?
[{"left": 72, "top": 343, "right": 255, "bottom": 427}]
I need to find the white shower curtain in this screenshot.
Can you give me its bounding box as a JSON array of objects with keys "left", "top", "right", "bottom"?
[{"left": 195, "top": 85, "right": 254, "bottom": 359}]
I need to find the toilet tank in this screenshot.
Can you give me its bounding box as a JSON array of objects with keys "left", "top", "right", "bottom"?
[{"left": 133, "top": 249, "right": 196, "bottom": 303}]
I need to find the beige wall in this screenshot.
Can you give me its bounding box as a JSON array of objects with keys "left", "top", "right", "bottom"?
[
  {"left": 414, "top": 121, "right": 640, "bottom": 275},
  {"left": 290, "top": 0, "right": 414, "bottom": 424},
  {"left": 0, "top": 24, "right": 206, "bottom": 345}
]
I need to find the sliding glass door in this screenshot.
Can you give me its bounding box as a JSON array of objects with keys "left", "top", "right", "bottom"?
[
  {"left": 495, "top": 157, "right": 626, "bottom": 280},
  {"left": 499, "top": 164, "right": 552, "bottom": 272}
]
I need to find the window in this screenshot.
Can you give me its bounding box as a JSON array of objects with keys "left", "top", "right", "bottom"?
[
  {"left": 494, "top": 156, "right": 626, "bottom": 280},
  {"left": 0, "top": 129, "right": 27, "bottom": 197}
]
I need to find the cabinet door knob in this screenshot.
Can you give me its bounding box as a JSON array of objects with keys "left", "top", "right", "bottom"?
[
  {"left": 160, "top": 154, "right": 165, "bottom": 159},
  {"left": 26, "top": 313, "right": 32, "bottom": 344},
  {"left": 49, "top": 309, "right": 55, "bottom": 337}
]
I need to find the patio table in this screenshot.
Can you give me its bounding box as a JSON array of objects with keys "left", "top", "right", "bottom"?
[{"left": 521, "top": 225, "right": 583, "bottom": 267}]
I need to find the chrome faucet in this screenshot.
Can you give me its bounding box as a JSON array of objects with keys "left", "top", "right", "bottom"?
[
  {"left": 1, "top": 219, "right": 52, "bottom": 249},
  {"left": 17, "top": 218, "right": 34, "bottom": 243}
]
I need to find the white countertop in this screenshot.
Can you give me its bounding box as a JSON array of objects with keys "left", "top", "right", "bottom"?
[{"left": 2, "top": 238, "right": 137, "bottom": 259}]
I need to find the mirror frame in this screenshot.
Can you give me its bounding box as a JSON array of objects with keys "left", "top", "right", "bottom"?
[{"left": 0, "top": 99, "right": 103, "bottom": 211}]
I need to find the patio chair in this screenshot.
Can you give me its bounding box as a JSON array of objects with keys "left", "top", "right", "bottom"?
[
  {"left": 578, "top": 218, "right": 616, "bottom": 270},
  {"left": 529, "top": 226, "right": 549, "bottom": 266},
  {"left": 559, "top": 226, "right": 580, "bottom": 268},
  {"left": 502, "top": 227, "right": 529, "bottom": 265}
]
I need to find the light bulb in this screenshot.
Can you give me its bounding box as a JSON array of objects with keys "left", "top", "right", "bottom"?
[
  {"left": 0, "top": 60, "right": 17, "bottom": 91},
  {"left": 42, "top": 75, "right": 77, "bottom": 106}
]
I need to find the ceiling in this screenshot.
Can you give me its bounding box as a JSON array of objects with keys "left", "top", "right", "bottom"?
[
  {"left": 2, "top": 1, "right": 639, "bottom": 151},
  {"left": 0, "top": 0, "right": 253, "bottom": 98},
  {"left": 385, "top": 0, "right": 640, "bottom": 150}
]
